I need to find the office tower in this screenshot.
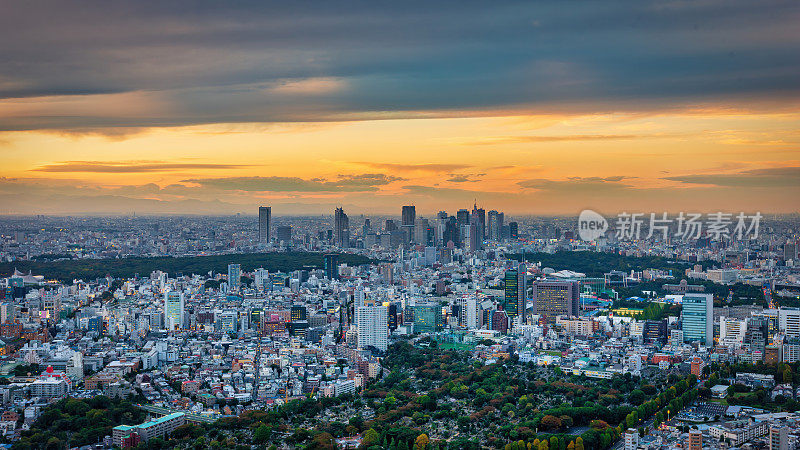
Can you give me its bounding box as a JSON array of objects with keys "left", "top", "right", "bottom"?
[
  {"left": 491, "top": 310, "right": 509, "bottom": 333},
  {"left": 254, "top": 268, "right": 269, "bottom": 291},
  {"left": 456, "top": 209, "right": 470, "bottom": 227},
  {"left": 388, "top": 303, "right": 399, "bottom": 330},
  {"left": 504, "top": 269, "right": 526, "bottom": 323},
  {"left": 784, "top": 240, "right": 797, "bottom": 261},
  {"left": 465, "top": 296, "right": 479, "bottom": 329},
  {"left": 443, "top": 216, "right": 459, "bottom": 247},
  {"left": 770, "top": 425, "right": 789, "bottom": 450},
  {"left": 164, "top": 291, "right": 184, "bottom": 330},
  {"left": 413, "top": 303, "right": 443, "bottom": 333},
  {"left": 362, "top": 218, "right": 371, "bottom": 236},
  {"left": 532, "top": 280, "right": 580, "bottom": 323},
  {"left": 402, "top": 205, "right": 416, "bottom": 227},
  {"left": 509, "top": 222, "right": 519, "bottom": 239},
  {"left": 415, "top": 218, "right": 434, "bottom": 246},
  {"left": 276, "top": 225, "right": 292, "bottom": 243},
  {"left": 643, "top": 319, "right": 667, "bottom": 344},
  {"left": 258, "top": 206, "right": 271, "bottom": 243},
  {"left": 471, "top": 202, "right": 486, "bottom": 239},
  {"left": 779, "top": 307, "right": 800, "bottom": 337},
  {"left": 356, "top": 305, "right": 388, "bottom": 352},
  {"left": 324, "top": 254, "right": 339, "bottom": 280},
  {"left": 624, "top": 429, "right": 639, "bottom": 450},
  {"left": 217, "top": 311, "right": 238, "bottom": 333},
  {"left": 334, "top": 207, "right": 350, "bottom": 248},
  {"left": 488, "top": 210, "right": 504, "bottom": 241},
  {"left": 227, "top": 263, "right": 241, "bottom": 292},
  {"left": 719, "top": 316, "right": 748, "bottom": 347},
  {"left": 385, "top": 219, "right": 398, "bottom": 232},
  {"left": 464, "top": 223, "right": 479, "bottom": 252},
  {"left": 291, "top": 305, "right": 307, "bottom": 321},
  {"left": 682, "top": 293, "right": 714, "bottom": 346}
]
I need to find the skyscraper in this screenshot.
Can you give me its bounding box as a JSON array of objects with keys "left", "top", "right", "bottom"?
[
  {"left": 258, "top": 206, "right": 271, "bottom": 243},
  {"left": 488, "top": 210, "right": 504, "bottom": 241},
  {"left": 504, "top": 266, "right": 527, "bottom": 324},
  {"left": 164, "top": 291, "right": 184, "bottom": 330},
  {"left": 456, "top": 209, "right": 470, "bottom": 227},
  {"left": 324, "top": 253, "right": 339, "bottom": 280},
  {"left": 401, "top": 205, "right": 416, "bottom": 227},
  {"left": 276, "top": 225, "right": 292, "bottom": 243},
  {"left": 356, "top": 305, "right": 388, "bottom": 352},
  {"left": 682, "top": 293, "right": 713, "bottom": 346},
  {"left": 532, "top": 280, "right": 580, "bottom": 323},
  {"left": 471, "top": 202, "right": 486, "bottom": 239},
  {"left": 334, "top": 207, "right": 350, "bottom": 248},
  {"left": 228, "top": 263, "right": 241, "bottom": 292}
]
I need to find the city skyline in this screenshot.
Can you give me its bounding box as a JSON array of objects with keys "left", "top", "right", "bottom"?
[{"left": 1, "top": 1, "right": 799, "bottom": 215}]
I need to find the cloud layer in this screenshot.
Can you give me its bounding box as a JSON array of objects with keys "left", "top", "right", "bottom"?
[{"left": 1, "top": 0, "right": 798, "bottom": 131}]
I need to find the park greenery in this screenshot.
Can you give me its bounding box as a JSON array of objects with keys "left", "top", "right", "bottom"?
[
  {"left": 0, "top": 252, "right": 373, "bottom": 282},
  {"left": 12, "top": 396, "right": 148, "bottom": 449}
]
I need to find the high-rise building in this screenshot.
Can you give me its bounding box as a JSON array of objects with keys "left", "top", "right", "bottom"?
[
  {"left": 682, "top": 293, "right": 714, "bottom": 346},
  {"left": 532, "top": 280, "right": 580, "bottom": 323},
  {"left": 442, "top": 216, "right": 459, "bottom": 247},
  {"left": 276, "top": 225, "right": 292, "bottom": 243},
  {"left": 471, "top": 203, "right": 486, "bottom": 240},
  {"left": 413, "top": 303, "right": 443, "bottom": 333},
  {"left": 258, "top": 206, "right": 271, "bottom": 243},
  {"left": 227, "top": 263, "right": 241, "bottom": 292},
  {"left": 464, "top": 223, "right": 479, "bottom": 252},
  {"left": 164, "top": 291, "right": 184, "bottom": 330},
  {"left": 334, "top": 207, "right": 350, "bottom": 248},
  {"left": 456, "top": 209, "right": 470, "bottom": 226},
  {"left": 504, "top": 268, "right": 527, "bottom": 323},
  {"left": 779, "top": 307, "right": 800, "bottom": 337},
  {"left": 356, "top": 305, "right": 388, "bottom": 352},
  {"left": 465, "top": 296, "right": 479, "bottom": 329},
  {"left": 488, "top": 210, "right": 504, "bottom": 241},
  {"left": 324, "top": 253, "right": 339, "bottom": 280},
  {"left": 643, "top": 319, "right": 667, "bottom": 344},
  {"left": 509, "top": 221, "right": 518, "bottom": 239},
  {"left": 291, "top": 305, "right": 307, "bottom": 321},
  {"left": 402, "top": 205, "right": 416, "bottom": 227}
]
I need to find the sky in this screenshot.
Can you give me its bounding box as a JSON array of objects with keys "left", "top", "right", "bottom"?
[{"left": 1, "top": 0, "right": 798, "bottom": 216}]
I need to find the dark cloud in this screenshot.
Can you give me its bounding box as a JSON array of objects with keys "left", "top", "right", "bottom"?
[
  {"left": 518, "top": 176, "right": 633, "bottom": 190},
  {"left": 1, "top": 0, "right": 798, "bottom": 131},
  {"left": 664, "top": 167, "right": 800, "bottom": 187},
  {"left": 183, "top": 174, "right": 404, "bottom": 192},
  {"left": 352, "top": 162, "right": 472, "bottom": 172},
  {"left": 31, "top": 161, "right": 246, "bottom": 173}
]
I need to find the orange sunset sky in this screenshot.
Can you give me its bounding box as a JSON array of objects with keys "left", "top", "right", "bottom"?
[{"left": 1, "top": 1, "right": 798, "bottom": 216}]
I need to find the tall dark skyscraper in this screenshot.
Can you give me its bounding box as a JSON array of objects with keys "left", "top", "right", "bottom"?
[
  {"left": 258, "top": 206, "right": 271, "bottom": 243},
  {"left": 401, "top": 205, "right": 416, "bottom": 227},
  {"left": 471, "top": 203, "right": 486, "bottom": 240},
  {"left": 504, "top": 265, "right": 527, "bottom": 324},
  {"left": 334, "top": 207, "right": 349, "bottom": 248},
  {"left": 324, "top": 253, "right": 339, "bottom": 280},
  {"left": 488, "top": 210, "right": 504, "bottom": 241},
  {"left": 456, "top": 209, "right": 470, "bottom": 226},
  {"left": 509, "top": 221, "right": 519, "bottom": 239}
]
